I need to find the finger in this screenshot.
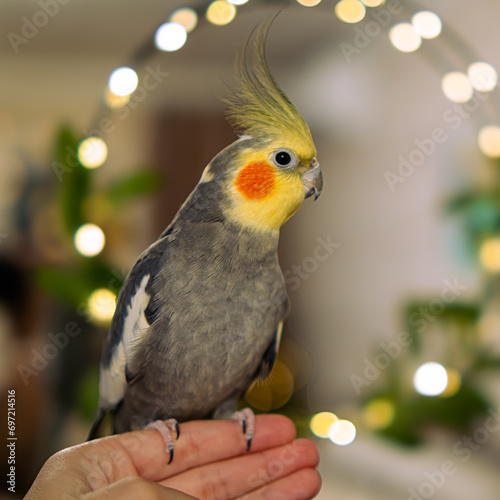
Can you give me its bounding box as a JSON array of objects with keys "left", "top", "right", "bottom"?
[
  {"left": 77, "top": 414, "right": 296, "bottom": 484},
  {"left": 240, "top": 468, "right": 322, "bottom": 500},
  {"left": 161, "top": 438, "right": 319, "bottom": 500},
  {"left": 87, "top": 476, "right": 200, "bottom": 499}
]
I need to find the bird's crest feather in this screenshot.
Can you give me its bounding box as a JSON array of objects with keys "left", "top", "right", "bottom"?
[{"left": 224, "top": 16, "right": 316, "bottom": 158}]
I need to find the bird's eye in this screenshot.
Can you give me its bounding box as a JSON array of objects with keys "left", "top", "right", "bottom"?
[
  {"left": 276, "top": 151, "right": 291, "bottom": 165},
  {"left": 272, "top": 149, "right": 296, "bottom": 168}
]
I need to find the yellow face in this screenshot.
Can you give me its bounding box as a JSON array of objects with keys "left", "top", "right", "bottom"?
[{"left": 224, "top": 140, "right": 317, "bottom": 232}]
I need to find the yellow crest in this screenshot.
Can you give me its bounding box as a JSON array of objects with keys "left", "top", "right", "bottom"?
[{"left": 224, "top": 17, "right": 317, "bottom": 159}]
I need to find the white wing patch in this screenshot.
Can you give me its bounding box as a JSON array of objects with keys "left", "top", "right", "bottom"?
[
  {"left": 275, "top": 321, "right": 283, "bottom": 354},
  {"left": 99, "top": 274, "right": 151, "bottom": 408}
]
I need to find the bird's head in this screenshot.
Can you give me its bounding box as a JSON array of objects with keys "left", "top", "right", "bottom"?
[{"left": 204, "top": 19, "right": 322, "bottom": 233}]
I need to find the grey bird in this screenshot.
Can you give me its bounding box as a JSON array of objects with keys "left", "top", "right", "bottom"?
[{"left": 88, "top": 21, "right": 323, "bottom": 462}]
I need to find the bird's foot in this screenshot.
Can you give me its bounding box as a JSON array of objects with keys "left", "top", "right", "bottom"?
[
  {"left": 232, "top": 407, "right": 255, "bottom": 452},
  {"left": 144, "top": 418, "right": 180, "bottom": 464}
]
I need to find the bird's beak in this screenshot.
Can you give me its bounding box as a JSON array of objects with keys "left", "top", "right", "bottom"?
[{"left": 302, "top": 157, "right": 323, "bottom": 201}]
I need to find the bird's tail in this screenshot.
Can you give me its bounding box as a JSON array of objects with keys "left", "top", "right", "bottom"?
[{"left": 87, "top": 407, "right": 106, "bottom": 441}]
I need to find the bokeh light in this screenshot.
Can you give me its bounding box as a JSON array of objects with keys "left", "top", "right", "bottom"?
[
  {"left": 74, "top": 223, "right": 106, "bottom": 257},
  {"left": 206, "top": 0, "right": 236, "bottom": 25},
  {"left": 479, "top": 237, "right": 500, "bottom": 272},
  {"left": 108, "top": 67, "right": 139, "bottom": 97},
  {"left": 88, "top": 288, "right": 116, "bottom": 323},
  {"left": 413, "top": 362, "right": 448, "bottom": 396},
  {"left": 363, "top": 398, "right": 395, "bottom": 430},
  {"left": 155, "top": 22, "right": 187, "bottom": 52},
  {"left": 468, "top": 62, "right": 498, "bottom": 92},
  {"left": 329, "top": 419, "right": 357, "bottom": 446},
  {"left": 244, "top": 360, "right": 294, "bottom": 411},
  {"left": 440, "top": 368, "right": 462, "bottom": 397},
  {"left": 227, "top": 0, "right": 248, "bottom": 4},
  {"left": 441, "top": 71, "right": 474, "bottom": 103},
  {"left": 411, "top": 11, "right": 442, "bottom": 39},
  {"left": 297, "top": 0, "right": 322, "bottom": 6},
  {"left": 478, "top": 125, "right": 500, "bottom": 158},
  {"left": 169, "top": 7, "right": 198, "bottom": 32},
  {"left": 335, "top": 0, "right": 366, "bottom": 24},
  {"left": 389, "top": 23, "right": 422, "bottom": 52},
  {"left": 104, "top": 87, "right": 130, "bottom": 109},
  {"left": 77, "top": 137, "right": 108, "bottom": 169},
  {"left": 361, "top": 0, "right": 384, "bottom": 6},
  {"left": 310, "top": 412, "right": 338, "bottom": 438}
]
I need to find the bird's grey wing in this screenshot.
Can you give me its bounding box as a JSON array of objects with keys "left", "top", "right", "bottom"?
[
  {"left": 246, "top": 320, "right": 284, "bottom": 393},
  {"left": 261, "top": 320, "right": 283, "bottom": 376},
  {"left": 97, "top": 231, "right": 173, "bottom": 410}
]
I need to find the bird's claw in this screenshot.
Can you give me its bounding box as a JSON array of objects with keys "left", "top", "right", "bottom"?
[
  {"left": 232, "top": 408, "right": 255, "bottom": 452},
  {"left": 173, "top": 421, "right": 180, "bottom": 439},
  {"left": 145, "top": 418, "right": 180, "bottom": 464}
]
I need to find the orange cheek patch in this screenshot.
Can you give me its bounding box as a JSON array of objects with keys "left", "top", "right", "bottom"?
[{"left": 235, "top": 162, "right": 276, "bottom": 200}]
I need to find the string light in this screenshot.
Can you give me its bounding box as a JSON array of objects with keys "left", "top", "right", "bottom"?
[
  {"left": 108, "top": 66, "right": 139, "bottom": 97},
  {"left": 328, "top": 419, "right": 356, "bottom": 446},
  {"left": 441, "top": 71, "right": 474, "bottom": 103},
  {"left": 411, "top": 11, "right": 442, "bottom": 39},
  {"left": 169, "top": 7, "right": 198, "bottom": 32},
  {"left": 335, "top": 0, "right": 366, "bottom": 24},
  {"left": 389, "top": 23, "right": 422, "bottom": 52},
  {"left": 244, "top": 360, "right": 294, "bottom": 411},
  {"left": 310, "top": 412, "right": 338, "bottom": 438},
  {"left": 361, "top": 0, "right": 384, "bottom": 6},
  {"left": 297, "top": 0, "right": 322, "bottom": 6},
  {"left": 440, "top": 368, "right": 461, "bottom": 397},
  {"left": 479, "top": 237, "right": 500, "bottom": 272},
  {"left": 206, "top": 0, "right": 236, "bottom": 25},
  {"left": 413, "top": 362, "right": 448, "bottom": 396},
  {"left": 155, "top": 22, "right": 187, "bottom": 52},
  {"left": 77, "top": 137, "right": 108, "bottom": 169},
  {"left": 104, "top": 87, "right": 130, "bottom": 109},
  {"left": 88, "top": 288, "right": 116, "bottom": 323},
  {"left": 468, "top": 62, "right": 498, "bottom": 92},
  {"left": 74, "top": 223, "right": 106, "bottom": 257},
  {"left": 363, "top": 398, "right": 394, "bottom": 429},
  {"left": 478, "top": 125, "right": 500, "bottom": 158}
]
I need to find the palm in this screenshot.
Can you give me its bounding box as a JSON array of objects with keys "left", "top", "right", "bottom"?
[{"left": 26, "top": 415, "right": 320, "bottom": 500}]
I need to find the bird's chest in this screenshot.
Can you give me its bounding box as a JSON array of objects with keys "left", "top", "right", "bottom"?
[{"left": 146, "top": 263, "right": 287, "bottom": 398}]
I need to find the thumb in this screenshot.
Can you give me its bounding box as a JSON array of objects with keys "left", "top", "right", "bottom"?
[{"left": 88, "top": 476, "right": 199, "bottom": 500}]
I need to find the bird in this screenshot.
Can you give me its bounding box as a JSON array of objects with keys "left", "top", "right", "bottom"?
[{"left": 88, "top": 17, "right": 323, "bottom": 464}]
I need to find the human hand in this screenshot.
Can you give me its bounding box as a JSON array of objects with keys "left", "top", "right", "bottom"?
[{"left": 25, "top": 414, "right": 320, "bottom": 499}]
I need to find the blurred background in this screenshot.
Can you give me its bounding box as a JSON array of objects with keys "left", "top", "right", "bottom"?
[{"left": 2, "top": 0, "right": 500, "bottom": 498}]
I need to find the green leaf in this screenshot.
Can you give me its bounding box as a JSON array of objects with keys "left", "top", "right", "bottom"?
[
  {"left": 76, "top": 368, "right": 100, "bottom": 421},
  {"left": 35, "top": 266, "right": 93, "bottom": 306},
  {"left": 105, "top": 169, "right": 162, "bottom": 205},
  {"left": 53, "top": 125, "right": 91, "bottom": 235},
  {"left": 34, "top": 259, "right": 126, "bottom": 306},
  {"left": 376, "top": 381, "right": 491, "bottom": 446},
  {"left": 405, "top": 301, "right": 479, "bottom": 354}
]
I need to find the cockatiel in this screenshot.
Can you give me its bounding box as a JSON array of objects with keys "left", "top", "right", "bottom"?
[{"left": 88, "top": 19, "right": 323, "bottom": 462}]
